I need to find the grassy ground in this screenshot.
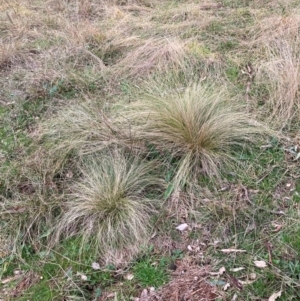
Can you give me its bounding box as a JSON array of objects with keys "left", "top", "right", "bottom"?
[{"left": 1, "top": 0, "right": 300, "bottom": 300}]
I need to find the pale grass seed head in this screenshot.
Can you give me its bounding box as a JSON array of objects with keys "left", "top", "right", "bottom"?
[
  {"left": 123, "top": 83, "right": 265, "bottom": 184},
  {"left": 54, "top": 153, "right": 163, "bottom": 264}
]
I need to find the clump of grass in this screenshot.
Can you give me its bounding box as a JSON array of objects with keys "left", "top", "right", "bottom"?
[
  {"left": 39, "top": 102, "right": 131, "bottom": 164},
  {"left": 117, "top": 37, "right": 187, "bottom": 77},
  {"left": 53, "top": 152, "right": 164, "bottom": 265},
  {"left": 256, "top": 46, "right": 300, "bottom": 129},
  {"left": 121, "top": 83, "right": 265, "bottom": 185},
  {"left": 257, "top": 39, "right": 300, "bottom": 128},
  {"left": 253, "top": 14, "right": 300, "bottom": 128}
]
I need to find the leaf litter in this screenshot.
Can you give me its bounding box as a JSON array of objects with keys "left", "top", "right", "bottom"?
[{"left": 145, "top": 258, "right": 219, "bottom": 301}]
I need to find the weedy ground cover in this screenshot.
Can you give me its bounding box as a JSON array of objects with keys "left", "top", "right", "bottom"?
[{"left": 1, "top": 0, "right": 300, "bottom": 300}]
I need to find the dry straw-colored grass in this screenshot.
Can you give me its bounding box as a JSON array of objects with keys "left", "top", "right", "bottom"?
[
  {"left": 253, "top": 14, "right": 300, "bottom": 128},
  {"left": 54, "top": 152, "right": 164, "bottom": 264},
  {"left": 39, "top": 102, "right": 132, "bottom": 163},
  {"left": 117, "top": 37, "right": 187, "bottom": 77},
  {"left": 0, "top": 163, "right": 64, "bottom": 249},
  {"left": 120, "top": 83, "right": 266, "bottom": 185},
  {"left": 0, "top": 0, "right": 281, "bottom": 268},
  {"left": 154, "top": 2, "right": 215, "bottom": 36},
  {"left": 257, "top": 39, "right": 300, "bottom": 126}
]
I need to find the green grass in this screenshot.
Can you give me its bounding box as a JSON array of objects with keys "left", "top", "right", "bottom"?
[{"left": 133, "top": 257, "right": 169, "bottom": 288}]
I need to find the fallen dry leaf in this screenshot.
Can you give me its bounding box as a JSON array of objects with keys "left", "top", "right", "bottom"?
[
  {"left": 176, "top": 223, "right": 188, "bottom": 231},
  {"left": 140, "top": 288, "right": 148, "bottom": 301},
  {"left": 223, "top": 283, "right": 230, "bottom": 291},
  {"left": 272, "top": 223, "right": 284, "bottom": 232},
  {"left": 209, "top": 266, "right": 226, "bottom": 276},
  {"left": 91, "top": 262, "right": 100, "bottom": 270},
  {"left": 254, "top": 260, "right": 267, "bottom": 268},
  {"left": 1, "top": 274, "right": 22, "bottom": 284},
  {"left": 76, "top": 272, "right": 87, "bottom": 281},
  {"left": 230, "top": 267, "right": 245, "bottom": 272},
  {"left": 238, "top": 279, "right": 255, "bottom": 285},
  {"left": 124, "top": 273, "right": 134, "bottom": 280},
  {"left": 221, "top": 248, "right": 246, "bottom": 253},
  {"left": 268, "top": 291, "right": 282, "bottom": 301}
]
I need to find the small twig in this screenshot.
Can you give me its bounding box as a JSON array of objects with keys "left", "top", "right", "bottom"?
[
  {"left": 189, "top": 286, "right": 204, "bottom": 297},
  {"left": 266, "top": 242, "right": 272, "bottom": 263},
  {"left": 256, "top": 165, "right": 278, "bottom": 184},
  {"left": 6, "top": 12, "right": 14, "bottom": 25}
]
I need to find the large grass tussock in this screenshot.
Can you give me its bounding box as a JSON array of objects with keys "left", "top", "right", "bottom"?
[{"left": 122, "top": 84, "right": 265, "bottom": 184}]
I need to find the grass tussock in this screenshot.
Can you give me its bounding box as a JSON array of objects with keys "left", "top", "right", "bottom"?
[
  {"left": 54, "top": 152, "right": 164, "bottom": 264},
  {"left": 251, "top": 12, "right": 300, "bottom": 129},
  {"left": 39, "top": 102, "right": 128, "bottom": 161},
  {"left": 253, "top": 15, "right": 300, "bottom": 127},
  {"left": 254, "top": 14, "right": 300, "bottom": 44},
  {"left": 117, "top": 37, "right": 187, "bottom": 77},
  {"left": 256, "top": 39, "right": 300, "bottom": 127},
  {"left": 121, "top": 83, "right": 265, "bottom": 184}
]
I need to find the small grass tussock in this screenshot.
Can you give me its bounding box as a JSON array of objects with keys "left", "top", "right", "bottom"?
[
  {"left": 53, "top": 152, "right": 164, "bottom": 265},
  {"left": 39, "top": 102, "right": 130, "bottom": 163},
  {"left": 120, "top": 83, "right": 267, "bottom": 185},
  {"left": 116, "top": 37, "right": 188, "bottom": 78}
]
